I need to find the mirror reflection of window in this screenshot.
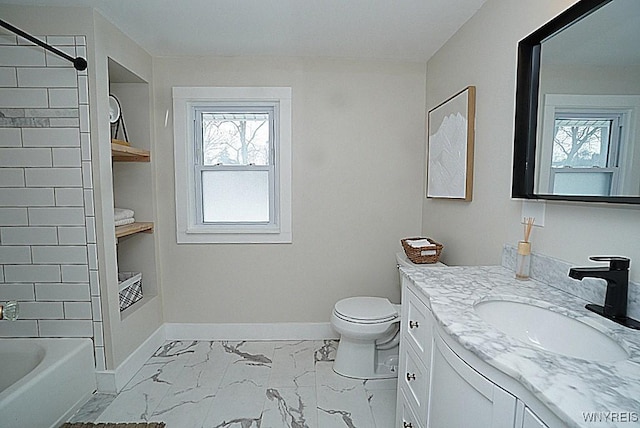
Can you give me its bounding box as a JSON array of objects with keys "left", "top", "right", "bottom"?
[{"left": 550, "top": 112, "right": 623, "bottom": 196}]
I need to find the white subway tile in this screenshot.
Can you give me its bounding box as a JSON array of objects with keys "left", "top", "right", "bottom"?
[
  {"left": 0, "top": 187, "right": 54, "bottom": 206},
  {"left": 93, "top": 320, "right": 104, "bottom": 345},
  {"left": 5, "top": 265, "right": 60, "bottom": 283},
  {"left": 81, "top": 160, "right": 93, "bottom": 189},
  {"left": 0, "top": 148, "right": 53, "bottom": 167},
  {"left": 64, "top": 301, "right": 92, "bottom": 319},
  {"left": 25, "top": 167, "right": 82, "bottom": 187},
  {"left": 87, "top": 243, "right": 97, "bottom": 270},
  {"left": 28, "top": 207, "right": 85, "bottom": 226},
  {"left": 94, "top": 346, "right": 106, "bottom": 371},
  {"left": 46, "top": 36, "right": 76, "bottom": 46},
  {"left": 49, "top": 118, "right": 79, "bottom": 127},
  {"left": 80, "top": 132, "right": 91, "bottom": 160},
  {"left": 32, "top": 245, "right": 87, "bottom": 264},
  {"left": 0, "top": 208, "right": 28, "bottom": 226},
  {"left": 0, "top": 67, "right": 17, "bottom": 87},
  {"left": 77, "top": 75, "right": 88, "bottom": 104},
  {"left": 0, "top": 128, "right": 22, "bottom": 147},
  {"left": 52, "top": 147, "right": 81, "bottom": 167},
  {"left": 79, "top": 104, "right": 89, "bottom": 132},
  {"left": 0, "top": 35, "right": 17, "bottom": 45},
  {"left": 61, "top": 264, "right": 89, "bottom": 283},
  {"left": 85, "top": 216, "right": 96, "bottom": 244},
  {"left": 0, "top": 88, "right": 48, "bottom": 108},
  {"left": 0, "top": 226, "right": 58, "bottom": 245},
  {"left": 83, "top": 189, "right": 94, "bottom": 214},
  {"left": 0, "top": 46, "right": 45, "bottom": 67},
  {"left": 0, "top": 246, "right": 31, "bottom": 264},
  {"left": 58, "top": 226, "right": 86, "bottom": 245},
  {"left": 45, "top": 45, "right": 75, "bottom": 66},
  {"left": 17, "top": 67, "right": 77, "bottom": 88},
  {"left": 89, "top": 269, "right": 100, "bottom": 296},
  {"left": 48, "top": 88, "right": 78, "bottom": 108},
  {"left": 91, "top": 295, "right": 102, "bottom": 321},
  {"left": 55, "top": 187, "right": 84, "bottom": 206},
  {"left": 0, "top": 168, "right": 25, "bottom": 186},
  {"left": 22, "top": 128, "right": 80, "bottom": 147},
  {"left": 0, "top": 283, "right": 35, "bottom": 300},
  {"left": 19, "top": 301, "right": 64, "bottom": 319},
  {"left": 0, "top": 320, "right": 38, "bottom": 337},
  {"left": 35, "top": 282, "right": 90, "bottom": 301},
  {"left": 0, "top": 265, "right": 4, "bottom": 282},
  {"left": 39, "top": 319, "right": 92, "bottom": 337}
]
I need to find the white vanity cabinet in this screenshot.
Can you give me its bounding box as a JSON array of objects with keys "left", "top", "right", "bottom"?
[
  {"left": 397, "top": 279, "right": 551, "bottom": 428},
  {"left": 396, "top": 280, "right": 434, "bottom": 428},
  {"left": 429, "top": 334, "right": 517, "bottom": 428}
]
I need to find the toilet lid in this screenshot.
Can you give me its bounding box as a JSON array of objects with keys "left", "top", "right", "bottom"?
[{"left": 334, "top": 297, "right": 398, "bottom": 323}]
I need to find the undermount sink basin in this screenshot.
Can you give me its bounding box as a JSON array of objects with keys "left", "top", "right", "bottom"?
[{"left": 474, "top": 299, "right": 629, "bottom": 362}]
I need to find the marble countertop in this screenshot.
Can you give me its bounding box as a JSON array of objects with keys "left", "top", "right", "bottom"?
[{"left": 400, "top": 265, "right": 640, "bottom": 428}]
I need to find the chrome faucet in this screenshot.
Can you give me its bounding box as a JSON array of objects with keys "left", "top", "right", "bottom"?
[
  {"left": 569, "top": 256, "right": 640, "bottom": 330},
  {"left": 0, "top": 300, "right": 19, "bottom": 321}
]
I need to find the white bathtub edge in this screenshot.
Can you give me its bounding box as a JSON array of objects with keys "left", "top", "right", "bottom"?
[{"left": 95, "top": 324, "right": 166, "bottom": 393}]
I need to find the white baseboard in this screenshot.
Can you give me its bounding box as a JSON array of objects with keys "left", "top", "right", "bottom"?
[
  {"left": 165, "top": 322, "right": 338, "bottom": 341},
  {"left": 95, "top": 324, "right": 166, "bottom": 393},
  {"left": 94, "top": 322, "right": 337, "bottom": 393}
]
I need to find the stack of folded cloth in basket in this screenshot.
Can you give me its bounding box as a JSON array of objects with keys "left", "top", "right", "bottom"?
[
  {"left": 114, "top": 207, "right": 135, "bottom": 226},
  {"left": 407, "top": 238, "right": 437, "bottom": 255}
]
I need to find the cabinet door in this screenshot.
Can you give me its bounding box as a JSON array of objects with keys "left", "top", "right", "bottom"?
[
  {"left": 398, "top": 388, "right": 425, "bottom": 428},
  {"left": 399, "top": 341, "right": 430, "bottom": 422},
  {"left": 404, "top": 285, "right": 433, "bottom": 362},
  {"left": 428, "top": 334, "right": 516, "bottom": 428}
]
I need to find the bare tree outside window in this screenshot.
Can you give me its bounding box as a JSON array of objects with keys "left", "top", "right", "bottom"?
[
  {"left": 552, "top": 118, "right": 611, "bottom": 168},
  {"left": 201, "top": 113, "right": 270, "bottom": 166}
]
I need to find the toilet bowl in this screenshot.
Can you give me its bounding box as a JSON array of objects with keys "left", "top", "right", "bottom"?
[
  {"left": 331, "top": 253, "right": 445, "bottom": 379},
  {"left": 331, "top": 296, "right": 401, "bottom": 379}
]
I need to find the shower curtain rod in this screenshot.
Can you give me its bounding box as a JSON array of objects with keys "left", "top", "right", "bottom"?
[{"left": 0, "top": 18, "right": 87, "bottom": 71}]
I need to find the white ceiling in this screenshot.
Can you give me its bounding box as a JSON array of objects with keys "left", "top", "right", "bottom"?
[{"left": 1, "top": 0, "right": 487, "bottom": 61}]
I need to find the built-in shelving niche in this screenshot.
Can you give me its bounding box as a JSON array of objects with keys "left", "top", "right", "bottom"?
[{"left": 108, "top": 58, "right": 158, "bottom": 317}]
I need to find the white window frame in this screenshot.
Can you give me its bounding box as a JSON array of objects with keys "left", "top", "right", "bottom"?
[
  {"left": 173, "top": 87, "right": 291, "bottom": 243},
  {"left": 537, "top": 94, "right": 639, "bottom": 196}
]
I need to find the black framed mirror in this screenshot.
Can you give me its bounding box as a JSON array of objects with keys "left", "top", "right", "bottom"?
[{"left": 512, "top": 0, "right": 640, "bottom": 204}]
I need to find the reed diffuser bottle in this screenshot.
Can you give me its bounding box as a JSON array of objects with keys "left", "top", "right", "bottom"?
[{"left": 516, "top": 217, "right": 534, "bottom": 280}]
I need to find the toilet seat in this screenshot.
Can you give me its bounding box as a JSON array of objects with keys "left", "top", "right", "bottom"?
[{"left": 334, "top": 297, "right": 398, "bottom": 324}]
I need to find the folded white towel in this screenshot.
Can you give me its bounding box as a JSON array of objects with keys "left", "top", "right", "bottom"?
[
  {"left": 408, "top": 239, "right": 434, "bottom": 248},
  {"left": 114, "top": 207, "right": 135, "bottom": 222},
  {"left": 115, "top": 217, "right": 135, "bottom": 227}
]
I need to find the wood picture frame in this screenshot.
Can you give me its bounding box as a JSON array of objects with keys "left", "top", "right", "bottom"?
[{"left": 427, "top": 86, "right": 476, "bottom": 201}]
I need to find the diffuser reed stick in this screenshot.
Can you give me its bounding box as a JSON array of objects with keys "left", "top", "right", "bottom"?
[{"left": 523, "top": 217, "right": 535, "bottom": 242}]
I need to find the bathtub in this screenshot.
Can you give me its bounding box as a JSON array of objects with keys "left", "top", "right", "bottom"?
[{"left": 0, "top": 338, "right": 96, "bottom": 428}]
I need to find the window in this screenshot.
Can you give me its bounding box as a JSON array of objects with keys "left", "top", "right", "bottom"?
[
  {"left": 550, "top": 112, "right": 622, "bottom": 196},
  {"left": 173, "top": 87, "right": 291, "bottom": 243},
  {"left": 537, "top": 94, "right": 639, "bottom": 197}
]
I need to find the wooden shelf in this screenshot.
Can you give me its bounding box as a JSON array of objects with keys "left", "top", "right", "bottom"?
[
  {"left": 111, "top": 140, "right": 150, "bottom": 162},
  {"left": 115, "top": 221, "right": 154, "bottom": 239}
]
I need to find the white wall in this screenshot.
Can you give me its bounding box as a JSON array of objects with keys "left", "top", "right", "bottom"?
[
  {"left": 424, "top": 0, "right": 640, "bottom": 282},
  {"left": 153, "top": 56, "right": 426, "bottom": 323}
]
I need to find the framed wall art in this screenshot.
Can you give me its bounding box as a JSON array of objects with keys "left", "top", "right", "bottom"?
[{"left": 426, "top": 86, "right": 476, "bottom": 201}]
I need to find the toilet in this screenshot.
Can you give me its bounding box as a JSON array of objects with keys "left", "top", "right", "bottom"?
[{"left": 331, "top": 253, "right": 445, "bottom": 379}]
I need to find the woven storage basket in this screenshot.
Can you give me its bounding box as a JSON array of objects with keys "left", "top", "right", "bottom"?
[{"left": 401, "top": 237, "right": 443, "bottom": 264}]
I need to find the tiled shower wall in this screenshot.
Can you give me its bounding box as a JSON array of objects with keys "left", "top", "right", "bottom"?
[{"left": 0, "top": 34, "right": 106, "bottom": 369}]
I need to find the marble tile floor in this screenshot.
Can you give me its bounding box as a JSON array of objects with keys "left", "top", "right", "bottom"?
[{"left": 68, "top": 340, "right": 397, "bottom": 428}]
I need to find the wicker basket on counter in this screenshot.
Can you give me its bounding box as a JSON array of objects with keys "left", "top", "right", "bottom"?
[{"left": 401, "top": 237, "right": 443, "bottom": 264}]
